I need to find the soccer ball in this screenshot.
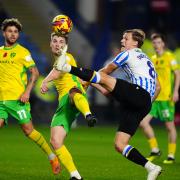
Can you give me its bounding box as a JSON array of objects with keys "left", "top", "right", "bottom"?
[{"left": 52, "top": 15, "right": 73, "bottom": 35}]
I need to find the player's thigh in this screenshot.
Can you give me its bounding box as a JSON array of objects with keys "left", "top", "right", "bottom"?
[
  {"left": 5, "top": 100, "right": 32, "bottom": 124},
  {"left": 51, "top": 94, "right": 79, "bottom": 133},
  {"left": 158, "top": 101, "right": 174, "bottom": 122},
  {"left": 117, "top": 105, "right": 147, "bottom": 136},
  {"left": 0, "top": 101, "right": 8, "bottom": 126}
]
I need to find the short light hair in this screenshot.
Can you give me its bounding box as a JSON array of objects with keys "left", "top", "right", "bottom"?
[
  {"left": 124, "top": 29, "right": 145, "bottom": 48},
  {"left": 50, "top": 32, "right": 68, "bottom": 43},
  {"left": 1, "top": 18, "right": 22, "bottom": 32}
]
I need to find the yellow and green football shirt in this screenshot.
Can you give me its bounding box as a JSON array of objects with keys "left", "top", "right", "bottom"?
[
  {"left": 152, "top": 50, "right": 178, "bottom": 101},
  {"left": 0, "top": 43, "right": 35, "bottom": 100},
  {"left": 54, "top": 53, "right": 85, "bottom": 99}
]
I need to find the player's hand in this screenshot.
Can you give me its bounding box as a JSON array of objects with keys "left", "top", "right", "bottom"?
[
  {"left": 81, "top": 80, "right": 90, "bottom": 90},
  {"left": 20, "top": 91, "right": 30, "bottom": 103},
  {"left": 172, "top": 91, "right": 179, "bottom": 102},
  {"left": 40, "top": 81, "right": 49, "bottom": 94},
  {"left": 55, "top": 45, "right": 68, "bottom": 71}
]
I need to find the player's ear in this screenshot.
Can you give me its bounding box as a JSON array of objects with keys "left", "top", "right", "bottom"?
[
  {"left": 134, "top": 41, "right": 138, "bottom": 46},
  {"left": 2, "top": 31, "right": 5, "bottom": 37}
]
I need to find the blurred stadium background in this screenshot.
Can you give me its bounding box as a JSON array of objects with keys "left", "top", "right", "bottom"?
[
  {"left": 1, "top": 1, "right": 180, "bottom": 179},
  {"left": 1, "top": 0, "right": 180, "bottom": 125}
]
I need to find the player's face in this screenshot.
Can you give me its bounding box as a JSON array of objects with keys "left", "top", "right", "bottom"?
[
  {"left": 50, "top": 35, "right": 66, "bottom": 55},
  {"left": 152, "top": 38, "right": 165, "bottom": 53},
  {"left": 3, "top": 26, "right": 19, "bottom": 46},
  {"left": 121, "top": 32, "right": 138, "bottom": 50}
]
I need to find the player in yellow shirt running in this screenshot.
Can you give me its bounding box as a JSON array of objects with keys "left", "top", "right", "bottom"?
[
  {"left": 140, "top": 33, "right": 180, "bottom": 164},
  {"left": 40, "top": 32, "right": 97, "bottom": 180},
  {"left": 0, "top": 18, "right": 60, "bottom": 174}
]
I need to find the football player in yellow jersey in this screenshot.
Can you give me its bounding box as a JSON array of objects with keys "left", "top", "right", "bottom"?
[
  {"left": 0, "top": 18, "right": 60, "bottom": 174},
  {"left": 40, "top": 33, "right": 97, "bottom": 180},
  {"left": 140, "top": 33, "right": 180, "bottom": 164}
]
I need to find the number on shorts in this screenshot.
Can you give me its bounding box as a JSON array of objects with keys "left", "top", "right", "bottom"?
[{"left": 17, "top": 110, "right": 27, "bottom": 119}]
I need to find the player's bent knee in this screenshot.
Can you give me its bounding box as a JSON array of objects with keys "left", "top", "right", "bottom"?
[
  {"left": 21, "top": 124, "right": 34, "bottom": 136},
  {"left": 50, "top": 137, "right": 62, "bottom": 149}
]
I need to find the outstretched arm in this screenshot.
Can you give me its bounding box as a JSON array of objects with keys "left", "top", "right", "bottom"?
[{"left": 41, "top": 68, "right": 61, "bottom": 94}]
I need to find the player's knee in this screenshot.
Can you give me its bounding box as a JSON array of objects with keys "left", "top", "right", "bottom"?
[
  {"left": 22, "top": 124, "right": 34, "bottom": 135},
  {"left": 50, "top": 137, "right": 61, "bottom": 149},
  {"left": 0, "top": 119, "right": 5, "bottom": 128},
  {"left": 114, "top": 141, "right": 125, "bottom": 153},
  {"left": 139, "top": 119, "right": 148, "bottom": 128},
  {"left": 165, "top": 122, "right": 176, "bottom": 132}
]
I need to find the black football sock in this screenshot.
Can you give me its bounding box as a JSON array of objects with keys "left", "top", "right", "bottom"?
[
  {"left": 70, "top": 66, "right": 100, "bottom": 83},
  {"left": 123, "top": 145, "right": 148, "bottom": 166}
]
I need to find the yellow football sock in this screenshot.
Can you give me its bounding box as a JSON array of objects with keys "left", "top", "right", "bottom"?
[
  {"left": 73, "top": 93, "right": 91, "bottom": 117},
  {"left": 168, "top": 143, "right": 176, "bottom": 156},
  {"left": 55, "top": 145, "right": 77, "bottom": 173},
  {"left": 148, "top": 137, "right": 158, "bottom": 150},
  {"left": 28, "top": 129, "right": 52, "bottom": 156}
]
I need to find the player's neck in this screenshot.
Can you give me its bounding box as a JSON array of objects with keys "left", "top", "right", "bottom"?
[
  {"left": 4, "top": 40, "right": 17, "bottom": 48},
  {"left": 4, "top": 42, "right": 17, "bottom": 48}
]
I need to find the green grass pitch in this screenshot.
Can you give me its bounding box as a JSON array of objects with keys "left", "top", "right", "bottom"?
[{"left": 0, "top": 124, "right": 180, "bottom": 180}]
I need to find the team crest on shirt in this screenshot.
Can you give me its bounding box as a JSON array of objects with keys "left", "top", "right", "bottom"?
[{"left": 10, "top": 52, "right": 16, "bottom": 58}]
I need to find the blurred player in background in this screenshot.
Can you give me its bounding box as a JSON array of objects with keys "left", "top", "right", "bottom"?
[
  {"left": 55, "top": 29, "right": 162, "bottom": 180},
  {"left": 0, "top": 18, "right": 60, "bottom": 174},
  {"left": 140, "top": 33, "right": 180, "bottom": 164},
  {"left": 40, "top": 32, "right": 97, "bottom": 180}
]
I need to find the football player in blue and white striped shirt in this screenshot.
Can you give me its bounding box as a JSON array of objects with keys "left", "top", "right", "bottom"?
[{"left": 55, "top": 29, "right": 162, "bottom": 180}]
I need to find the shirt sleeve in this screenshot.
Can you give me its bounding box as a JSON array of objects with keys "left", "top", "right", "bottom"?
[
  {"left": 67, "top": 53, "right": 77, "bottom": 67},
  {"left": 169, "top": 53, "right": 179, "bottom": 71},
  {"left": 112, "top": 51, "right": 129, "bottom": 67},
  {"left": 23, "top": 49, "right": 36, "bottom": 68}
]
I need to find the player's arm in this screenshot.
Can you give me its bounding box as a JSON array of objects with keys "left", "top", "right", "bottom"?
[
  {"left": 99, "top": 62, "right": 118, "bottom": 74},
  {"left": 172, "top": 69, "right": 180, "bottom": 102},
  {"left": 20, "top": 66, "right": 39, "bottom": 103},
  {"left": 41, "top": 68, "right": 61, "bottom": 94},
  {"left": 152, "top": 77, "right": 161, "bottom": 102}
]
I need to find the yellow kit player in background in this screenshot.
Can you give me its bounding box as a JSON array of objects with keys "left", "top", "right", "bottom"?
[
  {"left": 40, "top": 33, "right": 97, "bottom": 180},
  {"left": 0, "top": 18, "right": 60, "bottom": 174},
  {"left": 140, "top": 33, "right": 180, "bottom": 164}
]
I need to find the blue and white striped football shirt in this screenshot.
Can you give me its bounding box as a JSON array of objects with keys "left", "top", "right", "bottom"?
[{"left": 113, "top": 48, "right": 157, "bottom": 99}]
